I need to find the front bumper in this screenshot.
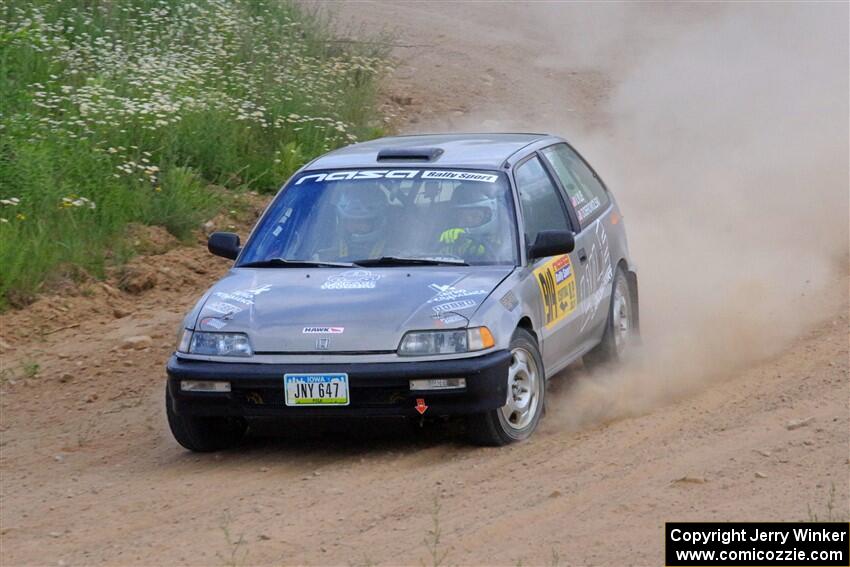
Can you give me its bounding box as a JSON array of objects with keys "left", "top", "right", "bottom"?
[{"left": 166, "top": 350, "right": 510, "bottom": 418}]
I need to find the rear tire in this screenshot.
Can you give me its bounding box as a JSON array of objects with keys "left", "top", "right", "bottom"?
[
  {"left": 466, "top": 329, "right": 545, "bottom": 446},
  {"left": 165, "top": 385, "right": 247, "bottom": 452},
  {"left": 584, "top": 266, "right": 636, "bottom": 370}
]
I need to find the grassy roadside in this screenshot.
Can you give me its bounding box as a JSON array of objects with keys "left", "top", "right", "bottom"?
[{"left": 0, "top": 0, "right": 389, "bottom": 307}]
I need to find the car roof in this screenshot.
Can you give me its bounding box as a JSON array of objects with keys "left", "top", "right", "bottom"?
[{"left": 304, "top": 133, "right": 562, "bottom": 171}]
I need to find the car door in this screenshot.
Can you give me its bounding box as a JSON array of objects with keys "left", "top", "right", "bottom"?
[
  {"left": 539, "top": 143, "right": 615, "bottom": 348},
  {"left": 513, "top": 155, "right": 585, "bottom": 372}
]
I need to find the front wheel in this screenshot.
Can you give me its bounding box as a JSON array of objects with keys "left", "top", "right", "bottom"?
[
  {"left": 165, "top": 386, "right": 247, "bottom": 452},
  {"left": 466, "top": 329, "right": 545, "bottom": 446}
]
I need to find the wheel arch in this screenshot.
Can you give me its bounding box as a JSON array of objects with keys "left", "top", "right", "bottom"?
[{"left": 515, "top": 316, "right": 538, "bottom": 344}]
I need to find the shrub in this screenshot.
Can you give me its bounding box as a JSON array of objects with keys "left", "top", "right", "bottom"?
[{"left": 0, "top": 0, "right": 388, "bottom": 306}]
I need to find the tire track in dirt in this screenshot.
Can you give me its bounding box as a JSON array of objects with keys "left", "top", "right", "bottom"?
[{"left": 1, "top": 302, "right": 846, "bottom": 565}]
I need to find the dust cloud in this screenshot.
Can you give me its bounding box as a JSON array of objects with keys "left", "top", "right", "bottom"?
[{"left": 427, "top": 4, "right": 850, "bottom": 428}]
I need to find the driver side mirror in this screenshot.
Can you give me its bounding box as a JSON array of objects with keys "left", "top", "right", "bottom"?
[
  {"left": 528, "top": 230, "right": 575, "bottom": 260},
  {"left": 208, "top": 232, "right": 241, "bottom": 260}
]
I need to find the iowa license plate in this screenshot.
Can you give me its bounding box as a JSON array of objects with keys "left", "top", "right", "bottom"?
[{"left": 284, "top": 373, "right": 349, "bottom": 406}]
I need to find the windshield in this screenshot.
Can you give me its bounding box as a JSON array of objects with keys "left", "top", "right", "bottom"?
[{"left": 238, "top": 169, "right": 519, "bottom": 266}]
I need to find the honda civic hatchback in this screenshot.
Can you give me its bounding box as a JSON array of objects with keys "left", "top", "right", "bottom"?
[{"left": 166, "top": 133, "right": 639, "bottom": 450}]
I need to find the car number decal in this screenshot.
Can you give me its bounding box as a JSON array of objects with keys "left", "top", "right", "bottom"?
[{"left": 533, "top": 254, "right": 577, "bottom": 328}]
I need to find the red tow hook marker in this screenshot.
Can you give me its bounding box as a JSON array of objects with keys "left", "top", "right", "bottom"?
[{"left": 415, "top": 398, "right": 428, "bottom": 415}]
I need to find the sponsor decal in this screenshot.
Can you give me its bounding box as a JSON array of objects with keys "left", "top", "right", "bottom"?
[
  {"left": 321, "top": 270, "right": 382, "bottom": 290},
  {"left": 431, "top": 299, "right": 477, "bottom": 313},
  {"left": 420, "top": 170, "right": 498, "bottom": 183},
  {"left": 213, "top": 284, "right": 272, "bottom": 306},
  {"left": 295, "top": 169, "right": 498, "bottom": 185},
  {"left": 553, "top": 255, "right": 572, "bottom": 284},
  {"left": 499, "top": 291, "right": 518, "bottom": 312},
  {"left": 578, "top": 221, "right": 613, "bottom": 332},
  {"left": 426, "top": 283, "right": 488, "bottom": 303},
  {"left": 534, "top": 254, "right": 577, "bottom": 329},
  {"left": 302, "top": 326, "right": 344, "bottom": 334},
  {"left": 214, "top": 292, "right": 254, "bottom": 306},
  {"left": 243, "top": 284, "right": 272, "bottom": 295},
  {"left": 205, "top": 302, "right": 243, "bottom": 316},
  {"left": 200, "top": 317, "right": 228, "bottom": 330},
  {"left": 566, "top": 185, "right": 587, "bottom": 207},
  {"left": 577, "top": 196, "right": 601, "bottom": 222}
]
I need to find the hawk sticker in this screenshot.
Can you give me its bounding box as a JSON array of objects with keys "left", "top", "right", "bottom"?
[{"left": 533, "top": 254, "right": 577, "bottom": 328}]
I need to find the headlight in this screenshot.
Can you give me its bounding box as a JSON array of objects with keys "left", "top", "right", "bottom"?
[
  {"left": 188, "top": 331, "right": 253, "bottom": 357},
  {"left": 398, "top": 327, "right": 494, "bottom": 356}
]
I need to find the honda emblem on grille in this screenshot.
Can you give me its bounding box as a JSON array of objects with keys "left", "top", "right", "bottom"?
[{"left": 316, "top": 338, "right": 330, "bottom": 350}]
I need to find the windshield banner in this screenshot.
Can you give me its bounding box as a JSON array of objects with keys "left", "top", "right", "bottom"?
[{"left": 295, "top": 170, "right": 499, "bottom": 185}]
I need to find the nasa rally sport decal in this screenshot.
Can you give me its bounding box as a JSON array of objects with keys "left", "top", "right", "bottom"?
[
  {"left": 295, "top": 169, "right": 499, "bottom": 185},
  {"left": 533, "top": 254, "right": 577, "bottom": 329}
]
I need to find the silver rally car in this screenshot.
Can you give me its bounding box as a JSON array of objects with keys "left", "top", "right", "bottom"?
[{"left": 166, "top": 133, "right": 639, "bottom": 450}]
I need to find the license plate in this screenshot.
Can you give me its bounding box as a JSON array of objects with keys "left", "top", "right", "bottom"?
[{"left": 284, "top": 373, "right": 349, "bottom": 406}]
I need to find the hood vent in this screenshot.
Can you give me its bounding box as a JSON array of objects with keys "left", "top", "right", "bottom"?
[{"left": 376, "top": 147, "right": 444, "bottom": 162}]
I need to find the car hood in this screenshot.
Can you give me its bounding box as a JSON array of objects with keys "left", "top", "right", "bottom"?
[{"left": 194, "top": 266, "right": 513, "bottom": 353}]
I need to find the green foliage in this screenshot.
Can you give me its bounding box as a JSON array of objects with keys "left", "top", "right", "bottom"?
[
  {"left": 21, "top": 360, "right": 39, "bottom": 379},
  {"left": 140, "top": 167, "right": 216, "bottom": 241},
  {"left": 0, "top": 0, "right": 388, "bottom": 306}
]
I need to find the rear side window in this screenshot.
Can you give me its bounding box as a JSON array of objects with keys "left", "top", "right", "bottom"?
[
  {"left": 540, "top": 144, "right": 609, "bottom": 228},
  {"left": 514, "top": 156, "right": 570, "bottom": 248}
]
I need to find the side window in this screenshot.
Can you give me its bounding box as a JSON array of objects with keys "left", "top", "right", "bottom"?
[
  {"left": 540, "top": 144, "right": 609, "bottom": 228},
  {"left": 514, "top": 156, "right": 570, "bottom": 249}
]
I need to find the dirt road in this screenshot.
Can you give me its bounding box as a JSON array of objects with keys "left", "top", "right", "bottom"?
[{"left": 2, "top": 3, "right": 848, "bottom": 566}]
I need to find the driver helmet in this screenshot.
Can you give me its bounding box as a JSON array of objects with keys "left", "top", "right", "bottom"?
[
  {"left": 336, "top": 186, "right": 389, "bottom": 245},
  {"left": 450, "top": 186, "right": 498, "bottom": 238}
]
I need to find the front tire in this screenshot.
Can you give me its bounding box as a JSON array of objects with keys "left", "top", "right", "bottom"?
[
  {"left": 584, "top": 265, "right": 636, "bottom": 369},
  {"left": 466, "top": 329, "right": 545, "bottom": 446},
  {"left": 165, "top": 385, "right": 247, "bottom": 452}
]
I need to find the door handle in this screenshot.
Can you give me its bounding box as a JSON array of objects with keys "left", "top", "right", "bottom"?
[{"left": 577, "top": 248, "right": 588, "bottom": 263}]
